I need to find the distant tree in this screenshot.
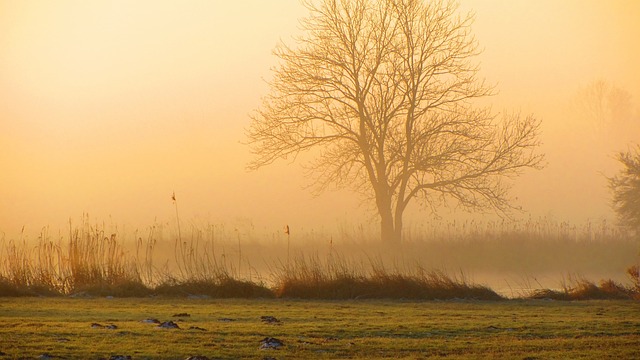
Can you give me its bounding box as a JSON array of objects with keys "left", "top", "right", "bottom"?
[
  {"left": 247, "top": 0, "right": 543, "bottom": 244},
  {"left": 609, "top": 145, "right": 640, "bottom": 232},
  {"left": 574, "top": 79, "right": 638, "bottom": 147}
]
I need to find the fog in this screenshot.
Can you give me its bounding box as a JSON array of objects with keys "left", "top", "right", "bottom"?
[{"left": 1, "top": 0, "right": 639, "bottom": 246}]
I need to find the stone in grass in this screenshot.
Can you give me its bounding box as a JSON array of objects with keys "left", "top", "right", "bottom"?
[
  {"left": 39, "top": 354, "right": 75, "bottom": 360},
  {"left": 109, "top": 356, "right": 132, "bottom": 360},
  {"left": 259, "top": 337, "right": 284, "bottom": 350},
  {"left": 185, "top": 356, "right": 210, "bottom": 360},
  {"left": 158, "top": 320, "right": 180, "bottom": 329},
  {"left": 140, "top": 318, "right": 161, "bottom": 324}
]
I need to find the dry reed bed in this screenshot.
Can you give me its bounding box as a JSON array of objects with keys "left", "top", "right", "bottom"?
[{"left": 0, "top": 219, "right": 638, "bottom": 300}]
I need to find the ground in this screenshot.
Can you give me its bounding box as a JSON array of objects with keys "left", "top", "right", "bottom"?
[{"left": 0, "top": 297, "right": 638, "bottom": 359}]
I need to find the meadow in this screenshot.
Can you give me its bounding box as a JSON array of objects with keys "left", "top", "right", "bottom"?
[
  {"left": 0, "top": 218, "right": 639, "bottom": 359},
  {"left": 0, "top": 297, "right": 638, "bottom": 359}
]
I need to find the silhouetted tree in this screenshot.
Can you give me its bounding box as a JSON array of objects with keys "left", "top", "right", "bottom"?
[
  {"left": 574, "top": 79, "right": 638, "bottom": 147},
  {"left": 247, "top": 0, "right": 543, "bottom": 244},
  {"left": 609, "top": 145, "right": 640, "bottom": 232}
]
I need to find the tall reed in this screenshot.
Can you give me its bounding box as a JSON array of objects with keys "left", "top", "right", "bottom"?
[{"left": 0, "top": 216, "right": 637, "bottom": 299}]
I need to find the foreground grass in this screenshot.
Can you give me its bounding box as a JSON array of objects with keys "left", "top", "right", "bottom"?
[{"left": 0, "top": 298, "right": 638, "bottom": 359}]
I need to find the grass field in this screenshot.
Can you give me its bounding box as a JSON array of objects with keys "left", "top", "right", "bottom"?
[{"left": 0, "top": 297, "right": 638, "bottom": 359}]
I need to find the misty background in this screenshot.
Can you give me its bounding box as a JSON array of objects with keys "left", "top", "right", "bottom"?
[{"left": 1, "top": 0, "right": 639, "bottom": 245}]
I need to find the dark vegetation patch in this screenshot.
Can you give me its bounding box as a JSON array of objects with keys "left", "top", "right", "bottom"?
[
  {"left": 0, "top": 276, "right": 60, "bottom": 297},
  {"left": 153, "top": 278, "right": 274, "bottom": 298},
  {"left": 72, "top": 280, "right": 153, "bottom": 298}
]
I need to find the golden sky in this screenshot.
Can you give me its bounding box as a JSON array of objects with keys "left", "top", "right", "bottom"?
[{"left": 1, "top": 0, "right": 639, "bottom": 237}]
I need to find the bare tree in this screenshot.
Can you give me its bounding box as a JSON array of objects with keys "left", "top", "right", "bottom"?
[
  {"left": 574, "top": 79, "right": 637, "bottom": 146},
  {"left": 609, "top": 145, "right": 640, "bottom": 233},
  {"left": 247, "top": 0, "right": 543, "bottom": 244}
]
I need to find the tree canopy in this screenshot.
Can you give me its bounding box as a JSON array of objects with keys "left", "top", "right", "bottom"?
[
  {"left": 609, "top": 145, "right": 640, "bottom": 232},
  {"left": 247, "top": 0, "right": 543, "bottom": 243}
]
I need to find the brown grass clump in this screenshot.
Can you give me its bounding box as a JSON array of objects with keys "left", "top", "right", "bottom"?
[
  {"left": 73, "top": 280, "right": 152, "bottom": 298},
  {"left": 154, "top": 278, "right": 273, "bottom": 298},
  {"left": 64, "top": 227, "right": 141, "bottom": 294},
  {"left": 0, "top": 275, "right": 60, "bottom": 297},
  {"left": 0, "top": 222, "right": 150, "bottom": 297},
  {"left": 0, "top": 276, "right": 32, "bottom": 297},
  {"left": 272, "top": 255, "right": 502, "bottom": 300},
  {"left": 528, "top": 277, "right": 636, "bottom": 301}
]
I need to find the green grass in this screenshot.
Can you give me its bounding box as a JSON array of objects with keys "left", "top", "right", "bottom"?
[{"left": 0, "top": 297, "right": 638, "bottom": 359}]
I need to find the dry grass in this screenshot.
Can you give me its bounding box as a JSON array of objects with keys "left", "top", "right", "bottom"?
[
  {"left": 271, "top": 254, "right": 502, "bottom": 300},
  {"left": 0, "top": 222, "right": 144, "bottom": 296},
  {"left": 628, "top": 265, "right": 640, "bottom": 298},
  {"left": 527, "top": 276, "right": 636, "bottom": 300},
  {"left": 154, "top": 278, "right": 273, "bottom": 298},
  {"left": 1, "top": 217, "right": 638, "bottom": 300}
]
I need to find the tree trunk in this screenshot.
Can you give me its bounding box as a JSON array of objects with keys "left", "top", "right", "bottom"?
[
  {"left": 393, "top": 213, "right": 403, "bottom": 244},
  {"left": 378, "top": 199, "right": 401, "bottom": 245}
]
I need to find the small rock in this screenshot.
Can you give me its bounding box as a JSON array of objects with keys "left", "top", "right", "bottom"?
[
  {"left": 105, "top": 324, "right": 118, "bottom": 330},
  {"left": 91, "top": 323, "right": 104, "bottom": 329},
  {"left": 109, "top": 356, "right": 132, "bottom": 360},
  {"left": 140, "top": 318, "right": 161, "bottom": 324},
  {"left": 38, "top": 354, "right": 55, "bottom": 360},
  {"left": 158, "top": 321, "right": 180, "bottom": 329},
  {"left": 185, "top": 356, "right": 210, "bottom": 360},
  {"left": 217, "top": 317, "right": 235, "bottom": 322},
  {"left": 259, "top": 337, "right": 284, "bottom": 350},
  {"left": 173, "top": 312, "right": 191, "bottom": 317}
]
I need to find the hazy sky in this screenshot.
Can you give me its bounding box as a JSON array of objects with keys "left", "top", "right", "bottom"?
[{"left": 1, "top": 0, "right": 639, "bottom": 238}]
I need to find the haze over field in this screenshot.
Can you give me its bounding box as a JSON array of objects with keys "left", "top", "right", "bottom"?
[{"left": 1, "top": 0, "right": 639, "bottom": 239}]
